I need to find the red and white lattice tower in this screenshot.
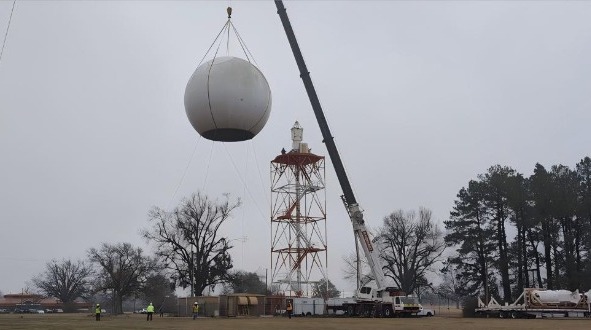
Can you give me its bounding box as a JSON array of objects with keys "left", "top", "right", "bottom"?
[{"left": 270, "top": 121, "right": 327, "bottom": 297}]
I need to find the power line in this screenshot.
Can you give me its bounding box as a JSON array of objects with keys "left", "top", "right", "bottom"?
[{"left": 0, "top": 0, "right": 16, "bottom": 66}]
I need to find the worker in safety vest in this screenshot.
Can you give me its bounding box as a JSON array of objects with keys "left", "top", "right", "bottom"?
[
  {"left": 192, "top": 301, "right": 200, "bottom": 320},
  {"left": 146, "top": 302, "right": 155, "bottom": 321},
  {"left": 286, "top": 301, "right": 293, "bottom": 319},
  {"left": 95, "top": 304, "right": 101, "bottom": 321}
]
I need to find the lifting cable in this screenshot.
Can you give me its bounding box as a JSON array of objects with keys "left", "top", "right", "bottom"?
[
  {"left": 250, "top": 139, "right": 271, "bottom": 208},
  {"left": 222, "top": 141, "right": 267, "bottom": 221},
  {"left": 219, "top": 8, "right": 269, "bottom": 219},
  {"left": 172, "top": 7, "right": 270, "bottom": 247},
  {"left": 220, "top": 139, "right": 273, "bottom": 269},
  {"left": 198, "top": 7, "right": 262, "bottom": 135},
  {"left": 201, "top": 139, "right": 216, "bottom": 195},
  {"left": 0, "top": 0, "right": 17, "bottom": 67},
  {"left": 169, "top": 7, "right": 239, "bottom": 209},
  {"left": 196, "top": 7, "right": 259, "bottom": 70},
  {"left": 166, "top": 135, "right": 201, "bottom": 210},
  {"left": 202, "top": 7, "right": 269, "bottom": 221},
  {"left": 169, "top": 37, "right": 233, "bottom": 211},
  {"left": 240, "top": 139, "right": 249, "bottom": 268},
  {"left": 166, "top": 133, "right": 216, "bottom": 211}
]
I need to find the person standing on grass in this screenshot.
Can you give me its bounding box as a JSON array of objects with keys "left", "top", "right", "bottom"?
[
  {"left": 95, "top": 304, "right": 101, "bottom": 321},
  {"left": 146, "top": 302, "right": 155, "bottom": 321},
  {"left": 286, "top": 302, "right": 293, "bottom": 319},
  {"left": 192, "top": 302, "right": 200, "bottom": 320}
]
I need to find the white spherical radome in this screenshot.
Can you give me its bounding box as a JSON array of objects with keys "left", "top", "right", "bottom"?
[{"left": 184, "top": 56, "right": 272, "bottom": 142}]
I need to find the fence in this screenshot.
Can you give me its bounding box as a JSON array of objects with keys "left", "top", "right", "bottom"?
[
  {"left": 176, "top": 296, "right": 219, "bottom": 317},
  {"left": 177, "top": 296, "right": 332, "bottom": 317}
]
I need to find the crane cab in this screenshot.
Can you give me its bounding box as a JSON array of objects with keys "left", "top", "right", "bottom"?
[{"left": 355, "top": 287, "right": 378, "bottom": 302}]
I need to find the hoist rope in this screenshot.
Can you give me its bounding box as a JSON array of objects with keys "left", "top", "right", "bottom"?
[
  {"left": 167, "top": 14, "right": 229, "bottom": 210},
  {"left": 240, "top": 142, "right": 248, "bottom": 268},
  {"left": 166, "top": 135, "right": 202, "bottom": 210},
  {"left": 226, "top": 17, "right": 231, "bottom": 56},
  {"left": 165, "top": 134, "right": 213, "bottom": 212},
  {"left": 0, "top": 0, "right": 17, "bottom": 67},
  {"left": 222, "top": 141, "right": 267, "bottom": 221},
  {"left": 201, "top": 139, "right": 216, "bottom": 194},
  {"left": 250, "top": 139, "right": 271, "bottom": 208},
  {"left": 181, "top": 7, "right": 270, "bottom": 242},
  {"left": 230, "top": 22, "right": 258, "bottom": 66},
  {"left": 196, "top": 19, "right": 230, "bottom": 69},
  {"left": 205, "top": 24, "right": 226, "bottom": 138}
]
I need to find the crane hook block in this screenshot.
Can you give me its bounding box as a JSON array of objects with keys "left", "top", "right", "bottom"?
[{"left": 227, "top": 7, "right": 232, "bottom": 18}]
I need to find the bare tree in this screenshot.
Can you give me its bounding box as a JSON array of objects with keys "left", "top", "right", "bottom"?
[
  {"left": 342, "top": 251, "right": 372, "bottom": 289},
  {"left": 379, "top": 207, "right": 446, "bottom": 294},
  {"left": 142, "top": 192, "right": 240, "bottom": 296},
  {"left": 437, "top": 260, "right": 462, "bottom": 308},
  {"left": 32, "top": 259, "right": 92, "bottom": 312},
  {"left": 88, "top": 242, "right": 159, "bottom": 314}
]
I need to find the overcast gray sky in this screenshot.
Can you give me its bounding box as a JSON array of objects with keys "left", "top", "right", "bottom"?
[{"left": 1, "top": 1, "right": 590, "bottom": 296}]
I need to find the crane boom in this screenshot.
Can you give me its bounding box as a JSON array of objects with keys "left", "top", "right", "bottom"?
[{"left": 275, "top": 0, "right": 387, "bottom": 291}]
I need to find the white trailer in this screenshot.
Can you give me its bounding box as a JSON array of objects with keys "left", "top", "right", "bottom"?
[
  {"left": 476, "top": 288, "right": 591, "bottom": 318},
  {"left": 292, "top": 298, "right": 325, "bottom": 316}
]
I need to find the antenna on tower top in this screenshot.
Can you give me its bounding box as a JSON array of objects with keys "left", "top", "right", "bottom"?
[{"left": 291, "top": 121, "right": 303, "bottom": 151}]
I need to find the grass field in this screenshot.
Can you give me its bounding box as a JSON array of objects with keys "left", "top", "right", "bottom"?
[{"left": 1, "top": 311, "right": 591, "bottom": 330}]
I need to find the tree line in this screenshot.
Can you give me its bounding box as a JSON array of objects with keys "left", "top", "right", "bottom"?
[
  {"left": 339, "top": 156, "right": 591, "bottom": 308},
  {"left": 31, "top": 156, "right": 587, "bottom": 311},
  {"left": 32, "top": 244, "right": 174, "bottom": 313},
  {"left": 444, "top": 156, "right": 591, "bottom": 303},
  {"left": 28, "top": 192, "right": 344, "bottom": 313},
  {"left": 28, "top": 193, "right": 239, "bottom": 313}
]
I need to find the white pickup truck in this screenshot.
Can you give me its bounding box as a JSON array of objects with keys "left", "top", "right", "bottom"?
[{"left": 417, "top": 308, "right": 435, "bottom": 317}]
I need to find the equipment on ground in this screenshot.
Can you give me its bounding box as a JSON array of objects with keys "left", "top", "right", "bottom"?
[{"left": 476, "top": 288, "right": 591, "bottom": 318}]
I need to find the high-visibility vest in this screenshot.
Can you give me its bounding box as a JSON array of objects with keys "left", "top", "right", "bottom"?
[
  {"left": 147, "top": 305, "right": 155, "bottom": 313},
  {"left": 95, "top": 307, "right": 101, "bottom": 314}
]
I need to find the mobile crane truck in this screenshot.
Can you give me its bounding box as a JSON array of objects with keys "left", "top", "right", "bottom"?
[{"left": 275, "top": 1, "right": 422, "bottom": 317}]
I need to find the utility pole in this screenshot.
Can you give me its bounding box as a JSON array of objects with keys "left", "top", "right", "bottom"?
[{"left": 190, "top": 249, "right": 195, "bottom": 297}]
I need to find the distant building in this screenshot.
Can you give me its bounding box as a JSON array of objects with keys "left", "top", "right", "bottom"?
[{"left": 0, "top": 293, "right": 91, "bottom": 312}]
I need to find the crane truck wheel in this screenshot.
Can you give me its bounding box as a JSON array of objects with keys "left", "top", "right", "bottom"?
[
  {"left": 347, "top": 305, "right": 355, "bottom": 317},
  {"left": 383, "top": 306, "right": 393, "bottom": 318}
]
